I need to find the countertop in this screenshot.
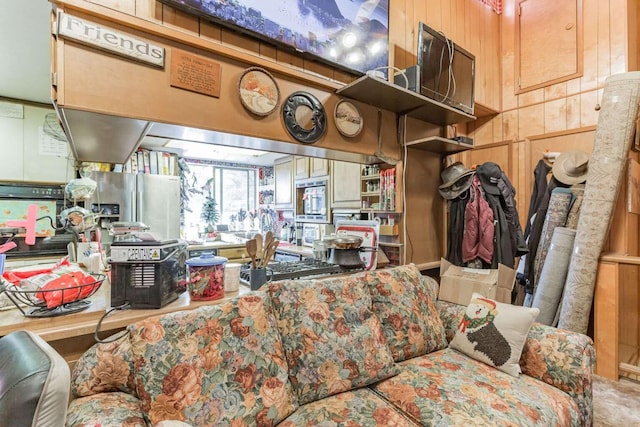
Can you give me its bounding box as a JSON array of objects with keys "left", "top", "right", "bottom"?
[
  {"left": 275, "top": 242, "right": 313, "bottom": 257},
  {"left": 187, "top": 241, "right": 246, "bottom": 251}
]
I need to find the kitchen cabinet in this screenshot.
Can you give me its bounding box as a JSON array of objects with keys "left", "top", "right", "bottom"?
[
  {"left": 294, "top": 156, "right": 309, "bottom": 180},
  {"left": 310, "top": 158, "right": 329, "bottom": 177},
  {"left": 294, "top": 156, "right": 328, "bottom": 179},
  {"left": 330, "top": 160, "right": 362, "bottom": 209},
  {"left": 274, "top": 156, "right": 294, "bottom": 209}
]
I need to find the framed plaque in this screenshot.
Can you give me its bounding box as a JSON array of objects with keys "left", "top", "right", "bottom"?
[
  {"left": 238, "top": 67, "right": 280, "bottom": 116},
  {"left": 334, "top": 99, "right": 363, "bottom": 138}
]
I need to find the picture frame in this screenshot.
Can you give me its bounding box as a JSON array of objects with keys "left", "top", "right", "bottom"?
[
  {"left": 334, "top": 99, "right": 363, "bottom": 138},
  {"left": 238, "top": 67, "right": 280, "bottom": 117},
  {"left": 157, "top": 0, "right": 390, "bottom": 75}
]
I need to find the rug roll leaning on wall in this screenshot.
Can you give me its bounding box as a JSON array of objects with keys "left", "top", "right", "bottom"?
[{"left": 558, "top": 71, "right": 640, "bottom": 334}]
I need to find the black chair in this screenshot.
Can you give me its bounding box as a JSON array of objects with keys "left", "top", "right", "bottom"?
[{"left": 0, "top": 330, "right": 70, "bottom": 427}]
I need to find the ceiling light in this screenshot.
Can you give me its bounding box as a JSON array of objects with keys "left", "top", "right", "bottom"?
[
  {"left": 342, "top": 32, "right": 357, "bottom": 48},
  {"left": 164, "top": 140, "right": 268, "bottom": 159}
]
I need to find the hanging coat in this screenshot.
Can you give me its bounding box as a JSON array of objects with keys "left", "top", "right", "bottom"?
[
  {"left": 446, "top": 192, "right": 469, "bottom": 266},
  {"left": 462, "top": 176, "right": 494, "bottom": 264}
]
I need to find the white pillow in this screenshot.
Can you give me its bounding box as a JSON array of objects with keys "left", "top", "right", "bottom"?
[{"left": 449, "top": 293, "right": 539, "bottom": 376}]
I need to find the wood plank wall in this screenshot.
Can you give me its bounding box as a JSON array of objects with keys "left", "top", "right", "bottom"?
[{"left": 453, "top": 0, "right": 639, "bottom": 256}]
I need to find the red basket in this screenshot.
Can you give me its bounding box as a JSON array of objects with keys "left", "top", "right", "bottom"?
[{"left": 0, "top": 274, "right": 105, "bottom": 318}]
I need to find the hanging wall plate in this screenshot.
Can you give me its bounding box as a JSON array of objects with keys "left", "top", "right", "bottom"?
[
  {"left": 334, "top": 99, "right": 363, "bottom": 138},
  {"left": 238, "top": 67, "right": 280, "bottom": 116},
  {"left": 282, "top": 91, "right": 327, "bottom": 144}
]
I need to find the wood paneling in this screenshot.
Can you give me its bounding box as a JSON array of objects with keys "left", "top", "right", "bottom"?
[
  {"left": 404, "top": 149, "right": 443, "bottom": 265},
  {"left": 595, "top": 261, "right": 620, "bottom": 379}
]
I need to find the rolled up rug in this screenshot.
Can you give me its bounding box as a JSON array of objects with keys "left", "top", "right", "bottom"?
[
  {"left": 532, "top": 227, "right": 576, "bottom": 325},
  {"left": 558, "top": 72, "right": 640, "bottom": 334},
  {"left": 531, "top": 187, "right": 573, "bottom": 296}
]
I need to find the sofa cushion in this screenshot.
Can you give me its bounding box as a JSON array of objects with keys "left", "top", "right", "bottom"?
[
  {"left": 372, "top": 348, "right": 582, "bottom": 427},
  {"left": 279, "top": 387, "right": 419, "bottom": 427},
  {"left": 66, "top": 392, "right": 146, "bottom": 427},
  {"left": 128, "top": 292, "right": 297, "bottom": 426},
  {"left": 449, "top": 293, "right": 539, "bottom": 376},
  {"left": 267, "top": 277, "right": 398, "bottom": 405},
  {"left": 358, "top": 264, "right": 447, "bottom": 361}
]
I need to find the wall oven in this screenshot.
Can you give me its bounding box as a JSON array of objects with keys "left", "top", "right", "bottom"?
[
  {"left": 0, "top": 182, "right": 75, "bottom": 259},
  {"left": 295, "top": 177, "right": 329, "bottom": 223}
]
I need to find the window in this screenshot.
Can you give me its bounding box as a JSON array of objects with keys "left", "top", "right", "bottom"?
[{"left": 182, "top": 160, "right": 258, "bottom": 240}]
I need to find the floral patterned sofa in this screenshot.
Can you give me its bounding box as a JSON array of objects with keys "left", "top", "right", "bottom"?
[{"left": 65, "top": 264, "right": 594, "bottom": 427}]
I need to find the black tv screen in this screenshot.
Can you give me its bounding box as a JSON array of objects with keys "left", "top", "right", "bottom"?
[
  {"left": 160, "top": 0, "right": 390, "bottom": 75},
  {"left": 417, "top": 22, "right": 475, "bottom": 115}
]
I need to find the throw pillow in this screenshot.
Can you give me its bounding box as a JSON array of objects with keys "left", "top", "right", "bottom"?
[
  {"left": 359, "top": 264, "right": 448, "bottom": 362},
  {"left": 449, "top": 292, "right": 539, "bottom": 376},
  {"left": 266, "top": 277, "right": 398, "bottom": 405}
]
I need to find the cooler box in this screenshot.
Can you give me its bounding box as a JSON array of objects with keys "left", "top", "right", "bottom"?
[{"left": 109, "top": 239, "right": 188, "bottom": 309}]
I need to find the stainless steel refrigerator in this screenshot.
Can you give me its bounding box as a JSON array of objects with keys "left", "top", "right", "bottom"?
[{"left": 88, "top": 171, "right": 181, "bottom": 241}]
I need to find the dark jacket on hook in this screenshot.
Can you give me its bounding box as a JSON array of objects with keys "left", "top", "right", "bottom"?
[{"left": 480, "top": 167, "right": 528, "bottom": 269}]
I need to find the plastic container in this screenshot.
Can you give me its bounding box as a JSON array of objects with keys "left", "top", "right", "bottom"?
[
  {"left": 185, "top": 253, "right": 228, "bottom": 301},
  {"left": 224, "top": 263, "right": 241, "bottom": 292}
]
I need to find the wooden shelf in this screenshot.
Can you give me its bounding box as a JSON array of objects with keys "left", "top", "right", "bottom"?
[
  {"left": 361, "top": 174, "right": 380, "bottom": 181},
  {"left": 403, "top": 136, "right": 474, "bottom": 154},
  {"left": 336, "top": 75, "right": 476, "bottom": 126}
]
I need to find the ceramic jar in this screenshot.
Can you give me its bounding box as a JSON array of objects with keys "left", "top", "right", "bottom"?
[{"left": 185, "top": 253, "right": 228, "bottom": 301}]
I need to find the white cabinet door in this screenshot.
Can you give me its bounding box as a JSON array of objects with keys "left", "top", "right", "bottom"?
[
  {"left": 310, "top": 157, "right": 329, "bottom": 177},
  {"left": 274, "top": 156, "right": 294, "bottom": 209},
  {"left": 331, "top": 161, "right": 362, "bottom": 208}
]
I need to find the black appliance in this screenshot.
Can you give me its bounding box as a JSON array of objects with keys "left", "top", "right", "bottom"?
[
  {"left": 416, "top": 21, "right": 475, "bottom": 115},
  {"left": 239, "top": 259, "right": 343, "bottom": 286},
  {"left": 0, "top": 182, "right": 76, "bottom": 259},
  {"left": 109, "top": 238, "right": 188, "bottom": 309}
]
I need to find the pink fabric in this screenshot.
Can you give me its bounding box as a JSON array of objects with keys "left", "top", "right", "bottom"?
[{"left": 462, "top": 176, "right": 494, "bottom": 264}]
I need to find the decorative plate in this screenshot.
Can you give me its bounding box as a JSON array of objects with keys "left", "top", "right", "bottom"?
[
  {"left": 334, "top": 99, "right": 363, "bottom": 138},
  {"left": 282, "top": 91, "right": 327, "bottom": 144},
  {"left": 238, "top": 67, "right": 280, "bottom": 116}
]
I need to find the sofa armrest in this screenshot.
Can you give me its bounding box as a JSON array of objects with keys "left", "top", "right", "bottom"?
[
  {"left": 71, "top": 331, "right": 137, "bottom": 398},
  {"left": 66, "top": 392, "right": 146, "bottom": 427},
  {"left": 436, "top": 300, "right": 594, "bottom": 426},
  {"left": 520, "top": 323, "right": 595, "bottom": 427}
]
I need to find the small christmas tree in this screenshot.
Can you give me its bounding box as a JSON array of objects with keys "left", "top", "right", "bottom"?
[{"left": 201, "top": 196, "right": 219, "bottom": 232}]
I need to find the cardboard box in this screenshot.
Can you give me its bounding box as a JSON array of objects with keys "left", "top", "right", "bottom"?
[{"left": 438, "top": 258, "right": 517, "bottom": 305}]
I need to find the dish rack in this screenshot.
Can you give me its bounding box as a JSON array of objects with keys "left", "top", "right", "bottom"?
[{"left": 0, "top": 274, "right": 105, "bottom": 318}]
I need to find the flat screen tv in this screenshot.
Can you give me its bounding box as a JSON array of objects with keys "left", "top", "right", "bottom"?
[
  {"left": 159, "top": 0, "right": 389, "bottom": 75},
  {"left": 417, "top": 22, "right": 475, "bottom": 115}
]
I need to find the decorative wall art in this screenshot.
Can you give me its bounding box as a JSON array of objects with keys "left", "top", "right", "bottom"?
[
  {"left": 282, "top": 91, "right": 327, "bottom": 144},
  {"left": 238, "top": 67, "right": 280, "bottom": 117},
  {"left": 334, "top": 99, "right": 363, "bottom": 138},
  {"left": 157, "top": 0, "right": 390, "bottom": 75}
]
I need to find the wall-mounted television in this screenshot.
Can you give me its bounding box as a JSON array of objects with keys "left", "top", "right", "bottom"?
[
  {"left": 159, "top": 0, "right": 389, "bottom": 75},
  {"left": 417, "top": 22, "right": 475, "bottom": 115}
]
